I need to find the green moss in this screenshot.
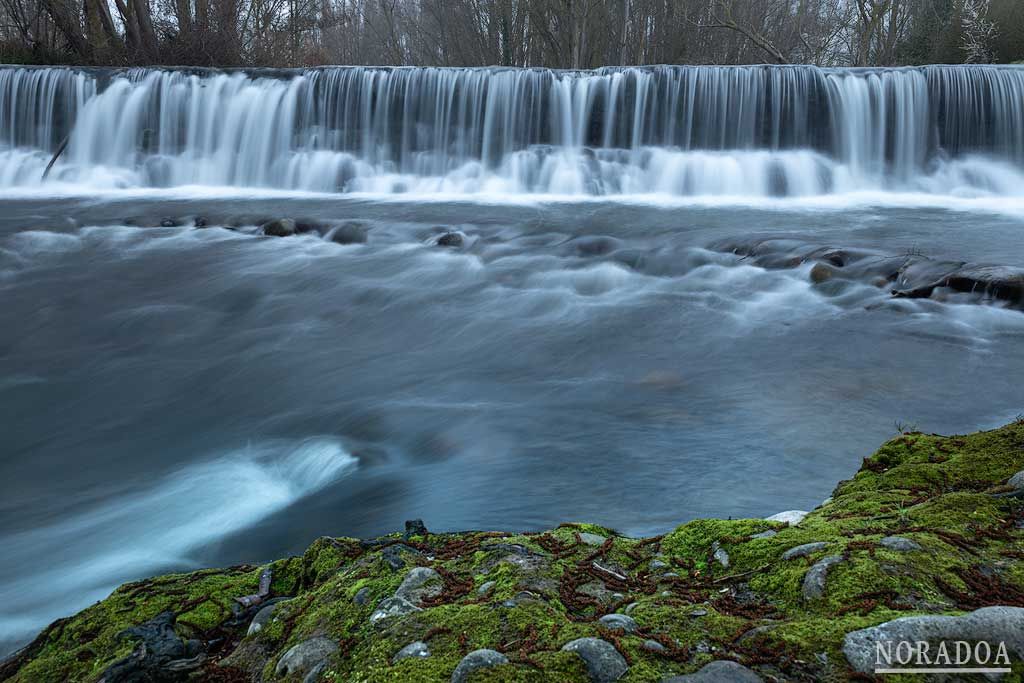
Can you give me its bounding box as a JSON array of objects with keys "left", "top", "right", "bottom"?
[{"left": 6, "top": 421, "right": 1023, "bottom": 682}]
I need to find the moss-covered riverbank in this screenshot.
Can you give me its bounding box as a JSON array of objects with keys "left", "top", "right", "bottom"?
[{"left": 3, "top": 422, "right": 1024, "bottom": 682}]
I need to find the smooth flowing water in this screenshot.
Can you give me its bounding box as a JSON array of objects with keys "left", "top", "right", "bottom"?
[{"left": 1, "top": 64, "right": 1023, "bottom": 657}]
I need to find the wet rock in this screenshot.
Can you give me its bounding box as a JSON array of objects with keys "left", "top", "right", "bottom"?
[
  {"left": 369, "top": 596, "right": 421, "bottom": 623},
  {"left": 663, "top": 660, "right": 763, "bottom": 682},
  {"left": 580, "top": 532, "right": 608, "bottom": 546},
  {"left": 393, "top": 641, "right": 431, "bottom": 663},
  {"left": 598, "top": 614, "right": 639, "bottom": 634},
  {"left": 568, "top": 235, "right": 623, "bottom": 257},
  {"left": 275, "top": 637, "right": 338, "bottom": 678},
  {"left": 843, "top": 606, "right": 1024, "bottom": 674},
  {"left": 450, "top": 649, "right": 508, "bottom": 683},
  {"left": 642, "top": 639, "right": 667, "bottom": 653},
  {"left": 750, "top": 530, "right": 777, "bottom": 540},
  {"left": 712, "top": 541, "right": 730, "bottom": 568},
  {"left": 261, "top": 218, "right": 297, "bottom": 237},
  {"left": 327, "top": 221, "right": 368, "bottom": 245},
  {"left": 764, "top": 510, "right": 808, "bottom": 525},
  {"left": 880, "top": 536, "right": 921, "bottom": 552},
  {"left": 802, "top": 555, "right": 845, "bottom": 601},
  {"left": 561, "top": 638, "right": 628, "bottom": 683},
  {"left": 193, "top": 216, "right": 208, "bottom": 228},
  {"left": 395, "top": 567, "right": 443, "bottom": 605},
  {"left": 781, "top": 542, "right": 829, "bottom": 560},
  {"left": 810, "top": 262, "right": 836, "bottom": 284},
  {"left": 101, "top": 612, "right": 204, "bottom": 683},
  {"left": 160, "top": 218, "right": 180, "bottom": 227},
  {"left": 436, "top": 232, "right": 464, "bottom": 248},
  {"left": 477, "top": 580, "right": 496, "bottom": 596},
  {"left": 946, "top": 265, "right": 1024, "bottom": 303},
  {"left": 404, "top": 519, "right": 428, "bottom": 538},
  {"left": 353, "top": 587, "right": 370, "bottom": 605}
]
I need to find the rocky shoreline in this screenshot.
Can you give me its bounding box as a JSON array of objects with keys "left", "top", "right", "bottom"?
[{"left": 3, "top": 421, "right": 1023, "bottom": 682}]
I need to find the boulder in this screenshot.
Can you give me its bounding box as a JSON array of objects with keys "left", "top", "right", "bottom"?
[
  {"left": 436, "top": 232, "right": 464, "bottom": 248},
  {"left": 404, "top": 519, "right": 428, "bottom": 538},
  {"left": 781, "top": 542, "right": 829, "bottom": 560},
  {"left": 369, "top": 596, "right": 421, "bottom": 624},
  {"left": 450, "top": 649, "right": 508, "bottom": 683},
  {"left": 843, "top": 606, "right": 1024, "bottom": 674},
  {"left": 764, "top": 510, "right": 808, "bottom": 525},
  {"left": 275, "top": 637, "right": 338, "bottom": 678},
  {"left": 392, "top": 641, "right": 431, "bottom": 663},
  {"left": 326, "top": 221, "right": 368, "bottom": 245},
  {"left": 662, "top": 660, "right": 763, "bottom": 682},
  {"left": 1008, "top": 470, "right": 1024, "bottom": 490},
  {"left": 261, "top": 218, "right": 297, "bottom": 237},
  {"left": 802, "top": 555, "right": 845, "bottom": 601},
  {"left": 880, "top": 536, "right": 921, "bottom": 552},
  {"left": 598, "top": 614, "right": 639, "bottom": 634},
  {"left": 561, "top": 637, "right": 628, "bottom": 683},
  {"left": 395, "top": 567, "right": 443, "bottom": 605}
]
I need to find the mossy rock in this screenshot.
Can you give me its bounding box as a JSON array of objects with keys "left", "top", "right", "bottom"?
[{"left": 4, "top": 422, "right": 1024, "bottom": 682}]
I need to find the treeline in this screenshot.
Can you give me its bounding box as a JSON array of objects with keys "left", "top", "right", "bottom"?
[{"left": 2, "top": 0, "right": 1023, "bottom": 68}]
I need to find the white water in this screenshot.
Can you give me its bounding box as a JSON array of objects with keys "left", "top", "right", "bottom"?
[
  {"left": 1, "top": 65, "right": 1023, "bottom": 197},
  {"left": 0, "top": 438, "right": 356, "bottom": 648}
]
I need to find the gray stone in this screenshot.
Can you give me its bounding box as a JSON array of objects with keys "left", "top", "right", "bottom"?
[
  {"left": 327, "top": 221, "right": 368, "bottom": 245},
  {"left": 764, "top": 510, "right": 808, "bottom": 525},
  {"left": 1007, "top": 470, "right": 1024, "bottom": 489},
  {"left": 624, "top": 602, "right": 639, "bottom": 614},
  {"left": 381, "top": 543, "right": 422, "bottom": 571},
  {"left": 247, "top": 599, "right": 288, "bottom": 635},
  {"left": 802, "top": 555, "right": 845, "bottom": 601},
  {"left": 598, "top": 614, "right": 639, "bottom": 634},
  {"left": 392, "top": 641, "right": 431, "bottom": 663},
  {"left": 642, "top": 639, "right": 667, "bottom": 653},
  {"left": 303, "top": 661, "right": 327, "bottom": 683},
  {"left": 404, "top": 519, "right": 428, "bottom": 538},
  {"left": 712, "top": 541, "right": 730, "bottom": 568},
  {"left": 353, "top": 587, "right": 370, "bottom": 605},
  {"left": 688, "top": 608, "right": 708, "bottom": 617},
  {"left": 261, "top": 218, "right": 297, "bottom": 237},
  {"left": 843, "top": 606, "right": 1024, "bottom": 674},
  {"left": 369, "top": 596, "right": 421, "bottom": 624},
  {"left": 880, "top": 536, "right": 921, "bottom": 552},
  {"left": 395, "top": 566, "right": 443, "bottom": 605},
  {"left": 781, "top": 542, "right": 829, "bottom": 560},
  {"left": 275, "top": 637, "right": 338, "bottom": 678},
  {"left": 580, "top": 532, "right": 608, "bottom": 546},
  {"left": 649, "top": 559, "right": 668, "bottom": 570},
  {"left": 450, "top": 649, "right": 508, "bottom": 683},
  {"left": 561, "top": 637, "right": 628, "bottom": 683},
  {"left": 477, "top": 580, "right": 496, "bottom": 596},
  {"left": 662, "top": 660, "right": 763, "bottom": 682},
  {"left": 750, "top": 530, "right": 777, "bottom": 540}
]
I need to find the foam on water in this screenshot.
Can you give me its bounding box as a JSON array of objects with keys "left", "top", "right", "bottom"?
[{"left": 0, "top": 438, "right": 356, "bottom": 652}]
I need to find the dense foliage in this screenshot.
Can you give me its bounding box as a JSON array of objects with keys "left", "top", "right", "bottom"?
[{"left": 1, "top": 0, "right": 1023, "bottom": 69}]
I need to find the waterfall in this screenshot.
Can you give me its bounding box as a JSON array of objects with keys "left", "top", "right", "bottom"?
[{"left": 0, "top": 64, "right": 1022, "bottom": 196}]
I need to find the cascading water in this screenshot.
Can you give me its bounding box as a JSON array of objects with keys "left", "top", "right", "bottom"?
[{"left": 0, "top": 64, "right": 1023, "bottom": 196}]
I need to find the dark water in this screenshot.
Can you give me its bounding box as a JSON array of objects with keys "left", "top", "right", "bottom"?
[{"left": 1, "top": 192, "right": 1023, "bottom": 654}]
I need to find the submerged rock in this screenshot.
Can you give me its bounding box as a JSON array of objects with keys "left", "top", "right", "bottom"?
[
  {"left": 436, "top": 232, "right": 464, "bottom": 248},
  {"left": 450, "top": 649, "right": 508, "bottom": 683},
  {"left": 561, "top": 637, "right": 628, "bottom": 683},
  {"left": 261, "top": 218, "right": 297, "bottom": 237},
  {"left": 326, "top": 221, "right": 369, "bottom": 244}
]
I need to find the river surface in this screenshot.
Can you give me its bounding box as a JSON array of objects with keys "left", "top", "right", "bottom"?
[{"left": 1, "top": 189, "right": 1023, "bottom": 655}]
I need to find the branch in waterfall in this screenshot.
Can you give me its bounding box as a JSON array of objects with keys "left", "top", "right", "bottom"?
[{"left": 41, "top": 134, "right": 68, "bottom": 181}]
